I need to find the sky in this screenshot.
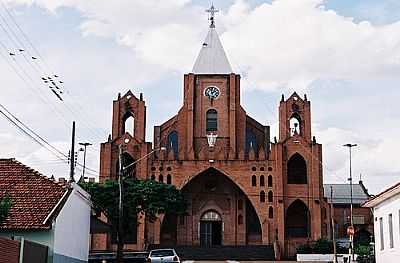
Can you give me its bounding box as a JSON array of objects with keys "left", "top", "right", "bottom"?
[{"left": 0, "top": 0, "right": 400, "bottom": 194}]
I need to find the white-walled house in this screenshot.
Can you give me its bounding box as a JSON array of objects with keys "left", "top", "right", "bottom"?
[
  {"left": 363, "top": 182, "right": 400, "bottom": 263},
  {"left": 0, "top": 158, "right": 92, "bottom": 263}
]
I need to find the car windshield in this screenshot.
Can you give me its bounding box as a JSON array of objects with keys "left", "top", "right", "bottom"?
[{"left": 151, "top": 250, "right": 174, "bottom": 257}]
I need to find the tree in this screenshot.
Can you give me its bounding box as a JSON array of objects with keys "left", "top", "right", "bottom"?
[
  {"left": 0, "top": 194, "right": 12, "bottom": 224},
  {"left": 80, "top": 179, "right": 187, "bottom": 262}
]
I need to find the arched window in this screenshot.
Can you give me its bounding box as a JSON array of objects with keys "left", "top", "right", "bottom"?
[
  {"left": 286, "top": 199, "right": 310, "bottom": 237},
  {"left": 287, "top": 153, "right": 307, "bottom": 184},
  {"left": 206, "top": 109, "right": 218, "bottom": 131},
  {"left": 269, "top": 207, "right": 274, "bottom": 219},
  {"left": 245, "top": 129, "right": 257, "bottom": 155},
  {"left": 238, "top": 214, "right": 243, "bottom": 225},
  {"left": 268, "top": 191, "right": 273, "bottom": 202},
  {"left": 167, "top": 174, "right": 172, "bottom": 184},
  {"left": 167, "top": 131, "right": 178, "bottom": 159},
  {"left": 159, "top": 174, "right": 164, "bottom": 183},
  {"left": 123, "top": 113, "right": 135, "bottom": 136},
  {"left": 238, "top": 199, "right": 243, "bottom": 210},
  {"left": 251, "top": 175, "right": 257, "bottom": 187},
  {"left": 268, "top": 175, "right": 273, "bottom": 187},
  {"left": 260, "top": 175, "right": 265, "bottom": 187},
  {"left": 260, "top": 191, "right": 265, "bottom": 202},
  {"left": 289, "top": 113, "right": 301, "bottom": 136}
]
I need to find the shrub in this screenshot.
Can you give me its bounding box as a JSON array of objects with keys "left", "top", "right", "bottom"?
[
  {"left": 297, "top": 243, "right": 313, "bottom": 254},
  {"left": 313, "top": 239, "right": 334, "bottom": 254}
]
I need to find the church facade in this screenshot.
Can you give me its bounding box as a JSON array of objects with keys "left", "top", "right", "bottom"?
[{"left": 97, "top": 12, "right": 330, "bottom": 257}]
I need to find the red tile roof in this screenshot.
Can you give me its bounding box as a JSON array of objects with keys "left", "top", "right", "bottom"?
[{"left": 0, "top": 159, "right": 70, "bottom": 230}]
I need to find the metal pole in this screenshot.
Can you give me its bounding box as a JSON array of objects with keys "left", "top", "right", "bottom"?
[
  {"left": 69, "top": 121, "right": 75, "bottom": 182},
  {"left": 79, "top": 142, "right": 92, "bottom": 180},
  {"left": 117, "top": 145, "right": 124, "bottom": 263},
  {"left": 331, "top": 186, "right": 337, "bottom": 263},
  {"left": 343, "top": 143, "right": 357, "bottom": 262}
]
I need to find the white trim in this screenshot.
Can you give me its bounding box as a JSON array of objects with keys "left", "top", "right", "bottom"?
[
  {"left": 364, "top": 183, "right": 400, "bottom": 207},
  {"left": 42, "top": 189, "right": 70, "bottom": 225}
]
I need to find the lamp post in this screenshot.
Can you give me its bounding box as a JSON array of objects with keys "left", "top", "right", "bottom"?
[
  {"left": 78, "top": 142, "right": 92, "bottom": 181},
  {"left": 116, "top": 144, "right": 166, "bottom": 263},
  {"left": 343, "top": 143, "right": 357, "bottom": 262}
]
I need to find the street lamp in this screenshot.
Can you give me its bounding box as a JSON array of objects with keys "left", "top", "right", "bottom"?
[
  {"left": 78, "top": 142, "right": 92, "bottom": 181},
  {"left": 116, "top": 144, "right": 166, "bottom": 263},
  {"left": 343, "top": 143, "right": 357, "bottom": 262}
]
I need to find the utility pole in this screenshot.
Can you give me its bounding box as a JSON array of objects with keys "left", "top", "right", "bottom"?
[
  {"left": 116, "top": 145, "right": 124, "bottom": 263},
  {"left": 69, "top": 121, "right": 76, "bottom": 182},
  {"left": 330, "top": 186, "right": 337, "bottom": 263},
  {"left": 79, "top": 142, "right": 92, "bottom": 181},
  {"left": 343, "top": 143, "right": 357, "bottom": 262}
]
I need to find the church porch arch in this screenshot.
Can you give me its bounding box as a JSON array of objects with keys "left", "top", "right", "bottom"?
[{"left": 160, "top": 167, "right": 265, "bottom": 246}]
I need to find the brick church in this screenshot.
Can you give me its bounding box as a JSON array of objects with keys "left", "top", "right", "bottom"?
[{"left": 96, "top": 7, "right": 331, "bottom": 257}]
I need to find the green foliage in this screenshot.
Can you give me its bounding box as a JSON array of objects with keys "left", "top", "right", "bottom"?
[
  {"left": 296, "top": 239, "right": 347, "bottom": 255},
  {"left": 80, "top": 178, "right": 187, "bottom": 227},
  {"left": 0, "top": 194, "right": 12, "bottom": 224},
  {"left": 355, "top": 244, "right": 375, "bottom": 263},
  {"left": 296, "top": 243, "right": 313, "bottom": 254},
  {"left": 355, "top": 244, "right": 373, "bottom": 256},
  {"left": 313, "top": 239, "right": 334, "bottom": 254}
]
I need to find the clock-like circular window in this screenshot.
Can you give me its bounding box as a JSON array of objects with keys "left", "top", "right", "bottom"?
[{"left": 204, "top": 86, "right": 220, "bottom": 100}]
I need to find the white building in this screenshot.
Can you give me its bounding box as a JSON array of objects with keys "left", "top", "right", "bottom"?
[
  {"left": 0, "top": 158, "right": 92, "bottom": 263},
  {"left": 363, "top": 182, "right": 400, "bottom": 263}
]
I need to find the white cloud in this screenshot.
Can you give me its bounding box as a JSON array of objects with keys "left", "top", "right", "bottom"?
[
  {"left": 2, "top": 0, "right": 400, "bottom": 193},
  {"left": 7, "top": 0, "right": 400, "bottom": 91}
]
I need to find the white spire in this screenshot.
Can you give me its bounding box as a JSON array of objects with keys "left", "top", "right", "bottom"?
[{"left": 192, "top": 5, "right": 233, "bottom": 74}]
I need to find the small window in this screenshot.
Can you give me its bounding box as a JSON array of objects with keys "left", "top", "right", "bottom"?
[
  {"left": 251, "top": 175, "right": 257, "bottom": 187},
  {"left": 206, "top": 109, "right": 218, "bottom": 131},
  {"left": 179, "top": 215, "right": 185, "bottom": 225},
  {"left": 269, "top": 207, "right": 273, "bottom": 219},
  {"left": 238, "top": 199, "right": 243, "bottom": 210},
  {"left": 389, "top": 214, "right": 394, "bottom": 248},
  {"left": 260, "top": 167, "right": 265, "bottom": 171},
  {"left": 252, "top": 167, "right": 256, "bottom": 171},
  {"left": 167, "top": 167, "right": 172, "bottom": 171},
  {"left": 260, "top": 191, "right": 265, "bottom": 203},
  {"left": 260, "top": 175, "right": 265, "bottom": 187},
  {"left": 379, "top": 217, "right": 384, "bottom": 250},
  {"left": 159, "top": 174, "right": 164, "bottom": 183},
  {"left": 268, "top": 191, "right": 273, "bottom": 202},
  {"left": 268, "top": 175, "right": 273, "bottom": 187},
  {"left": 268, "top": 167, "right": 273, "bottom": 171},
  {"left": 167, "top": 174, "right": 172, "bottom": 184},
  {"left": 238, "top": 214, "right": 243, "bottom": 225}
]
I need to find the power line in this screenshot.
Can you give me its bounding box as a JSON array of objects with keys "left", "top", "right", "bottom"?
[{"left": 0, "top": 103, "right": 100, "bottom": 174}]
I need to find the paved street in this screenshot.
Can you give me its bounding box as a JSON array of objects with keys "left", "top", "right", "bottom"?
[{"left": 182, "top": 261, "right": 298, "bottom": 263}]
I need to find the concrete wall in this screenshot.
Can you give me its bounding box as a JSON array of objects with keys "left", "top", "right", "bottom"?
[
  {"left": 373, "top": 193, "right": 400, "bottom": 263},
  {"left": 53, "top": 183, "right": 91, "bottom": 263}
]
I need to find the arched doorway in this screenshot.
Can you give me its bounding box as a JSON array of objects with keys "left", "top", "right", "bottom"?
[
  {"left": 159, "top": 168, "right": 262, "bottom": 247},
  {"left": 286, "top": 199, "right": 310, "bottom": 238},
  {"left": 200, "top": 210, "right": 222, "bottom": 247}
]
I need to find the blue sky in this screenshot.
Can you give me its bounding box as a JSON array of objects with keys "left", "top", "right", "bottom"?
[{"left": 1, "top": 0, "right": 400, "bottom": 193}]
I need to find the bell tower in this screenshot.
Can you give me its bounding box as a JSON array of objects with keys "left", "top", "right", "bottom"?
[
  {"left": 181, "top": 5, "right": 243, "bottom": 159},
  {"left": 279, "top": 92, "right": 312, "bottom": 142},
  {"left": 100, "top": 91, "right": 151, "bottom": 182}
]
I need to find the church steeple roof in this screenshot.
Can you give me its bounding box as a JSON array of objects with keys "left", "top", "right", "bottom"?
[{"left": 192, "top": 5, "right": 233, "bottom": 74}]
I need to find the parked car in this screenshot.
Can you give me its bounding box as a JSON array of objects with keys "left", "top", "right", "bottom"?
[{"left": 147, "top": 249, "right": 181, "bottom": 263}]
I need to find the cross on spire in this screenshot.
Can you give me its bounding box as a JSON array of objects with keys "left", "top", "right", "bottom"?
[{"left": 206, "top": 4, "right": 219, "bottom": 28}]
